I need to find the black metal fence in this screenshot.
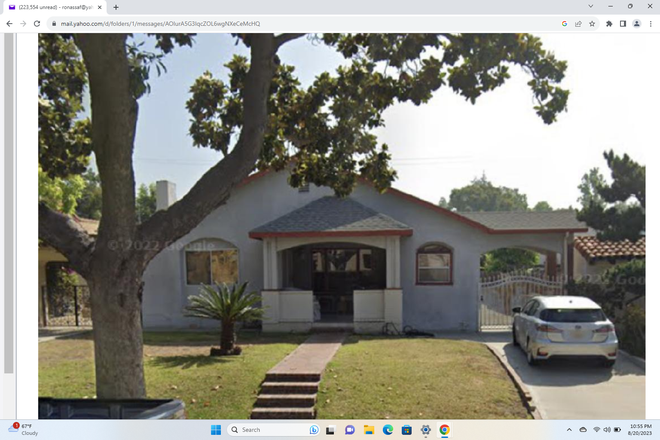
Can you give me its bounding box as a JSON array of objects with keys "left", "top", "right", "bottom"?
[{"left": 40, "top": 285, "right": 92, "bottom": 327}]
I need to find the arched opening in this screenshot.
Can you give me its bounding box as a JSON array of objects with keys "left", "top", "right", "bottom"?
[
  {"left": 280, "top": 242, "right": 386, "bottom": 322},
  {"left": 478, "top": 245, "right": 564, "bottom": 330}
]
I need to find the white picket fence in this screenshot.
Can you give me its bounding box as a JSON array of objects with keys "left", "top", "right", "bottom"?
[{"left": 478, "top": 271, "right": 564, "bottom": 331}]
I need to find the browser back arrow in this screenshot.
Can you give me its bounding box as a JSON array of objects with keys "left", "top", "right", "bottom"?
[{"left": 6, "top": 20, "right": 12, "bottom": 27}]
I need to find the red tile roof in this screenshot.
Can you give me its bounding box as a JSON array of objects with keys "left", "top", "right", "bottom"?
[{"left": 574, "top": 236, "right": 645, "bottom": 261}]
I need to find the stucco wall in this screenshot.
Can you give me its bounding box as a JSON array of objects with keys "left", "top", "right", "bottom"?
[
  {"left": 573, "top": 251, "right": 617, "bottom": 281},
  {"left": 141, "top": 170, "right": 567, "bottom": 331}
]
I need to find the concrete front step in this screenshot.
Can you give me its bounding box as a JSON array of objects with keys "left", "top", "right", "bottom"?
[
  {"left": 260, "top": 381, "right": 320, "bottom": 395},
  {"left": 264, "top": 372, "right": 321, "bottom": 383},
  {"left": 255, "top": 394, "right": 317, "bottom": 408},
  {"left": 250, "top": 407, "right": 315, "bottom": 419}
]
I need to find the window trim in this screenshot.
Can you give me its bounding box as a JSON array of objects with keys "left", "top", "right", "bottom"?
[
  {"left": 184, "top": 247, "right": 239, "bottom": 286},
  {"left": 415, "top": 242, "right": 453, "bottom": 286}
]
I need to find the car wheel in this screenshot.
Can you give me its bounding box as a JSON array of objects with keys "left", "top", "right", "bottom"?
[
  {"left": 512, "top": 326, "right": 519, "bottom": 346},
  {"left": 602, "top": 359, "right": 616, "bottom": 369},
  {"left": 526, "top": 340, "right": 538, "bottom": 366}
]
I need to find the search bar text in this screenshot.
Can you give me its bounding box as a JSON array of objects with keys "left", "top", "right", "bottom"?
[{"left": 228, "top": 423, "right": 321, "bottom": 437}]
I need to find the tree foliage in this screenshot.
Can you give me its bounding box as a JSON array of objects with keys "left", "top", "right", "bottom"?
[
  {"left": 577, "top": 167, "right": 606, "bottom": 209},
  {"left": 578, "top": 151, "right": 645, "bottom": 241},
  {"left": 188, "top": 34, "right": 569, "bottom": 197},
  {"left": 532, "top": 201, "right": 553, "bottom": 212},
  {"left": 441, "top": 174, "right": 528, "bottom": 212},
  {"left": 75, "top": 169, "right": 103, "bottom": 220},
  {"left": 482, "top": 248, "right": 539, "bottom": 274},
  {"left": 38, "top": 34, "right": 92, "bottom": 178},
  {"left": 136, "top": 183, "right": 157, "bottom": 223},
  {"left": 38, "top": 166, "right": 85, "bottom": 215}
]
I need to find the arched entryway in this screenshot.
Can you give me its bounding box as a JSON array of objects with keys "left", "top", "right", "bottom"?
[
  {"left": 478, "top": 245, "right": 564, "bottom": 331},
  {"left": 280, "top": 243, "right": 387, "bottom": 323}
]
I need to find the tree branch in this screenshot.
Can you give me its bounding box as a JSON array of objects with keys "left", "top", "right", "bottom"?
[
  {"left": 137, "top": 34, "right": 279, "bottom": 264},
  {"left": 275, "top": 33, "right": 306, "bottom": 48},
  {"left": 39, "top": 203, "right": 94, "bottom": 277}
]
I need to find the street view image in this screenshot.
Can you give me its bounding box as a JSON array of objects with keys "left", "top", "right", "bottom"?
[{"left": 38, "top": 33, "right": 647, "bottom": 420}]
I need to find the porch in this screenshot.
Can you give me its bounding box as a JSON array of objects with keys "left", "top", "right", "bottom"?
[{"left": 249, "top": 196, "right": 411, "bottom": 334}]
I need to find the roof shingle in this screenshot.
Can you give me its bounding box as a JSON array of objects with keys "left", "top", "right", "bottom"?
[
  {"left": 249, "top": 196, "right": 412, "bottom": 238},
  {"left": 457, "top": 210, "right": 587, "bottom": 232}
]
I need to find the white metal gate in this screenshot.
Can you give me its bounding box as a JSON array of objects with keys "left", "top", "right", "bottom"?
[{"left": 479, "top": 271, "right": 563, "bottom": 331}]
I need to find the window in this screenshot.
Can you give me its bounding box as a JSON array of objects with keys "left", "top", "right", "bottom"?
[
  {"left": 540, "top": 308, "right": 607, "bottom": 323},
  {"left": 417, "top": 243, "right": 452, "bottom": 284},
  {"left": 527, "top": 301, "right": 540, "bottom": 317},
  {"left": 522, "top": 300, "right": 535, "bottom": 315},
  {"left": 359, "top": 249, "right": 373, "bottom": 272},
  {"left": 185, "top": 249, "right": 238, "bottom": 285}
]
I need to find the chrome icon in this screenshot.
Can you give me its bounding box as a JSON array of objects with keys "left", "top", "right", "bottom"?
[
  {"left": 383, "top": 424, "right": 394, "bottom": 435},
  {"left": 439, "top": 423, "right": 451, "bottom": 438}
]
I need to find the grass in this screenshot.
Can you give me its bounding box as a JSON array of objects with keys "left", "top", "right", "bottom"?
[
  {"left": 316, "top": 336, "right": 530, "bottom": 419},
  {"left": 39, "top": 331, "right": 306, "bottom": 419}
]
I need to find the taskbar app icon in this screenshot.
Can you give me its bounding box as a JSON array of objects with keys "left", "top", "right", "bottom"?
[{"left": 437, "top": 422, "right": 452, "bottom": 438}]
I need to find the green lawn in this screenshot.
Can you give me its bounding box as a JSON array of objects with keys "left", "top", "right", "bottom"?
[
  {"left": 316, "top": 336, "right": 530, "bottom": 419},
  {"left": 39, "top": 331, "right": 306, "bottom": 419}
]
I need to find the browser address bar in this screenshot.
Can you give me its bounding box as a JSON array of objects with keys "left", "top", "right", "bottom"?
[
  {"left": 47, "top": 15, "right": 602, "bottom": 32},
  {"left": 228, "top": 423, "right": 321, "bottom": 437}
]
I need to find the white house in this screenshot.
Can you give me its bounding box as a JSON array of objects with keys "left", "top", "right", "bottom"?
[{"left": 140, "top": 168, "right": 588, "bottom": 333}]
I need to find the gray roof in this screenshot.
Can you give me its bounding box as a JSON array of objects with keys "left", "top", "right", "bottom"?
[
  {"left": 250, "top": 196, "right": 412, "bottom": 237},
  {"left": 457, "top": 210, "right": 587, "bottom": 232}
]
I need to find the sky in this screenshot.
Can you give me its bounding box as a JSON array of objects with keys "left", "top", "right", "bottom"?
[{"left": 119, "top": 33, "right": 658, "bottom": 209}]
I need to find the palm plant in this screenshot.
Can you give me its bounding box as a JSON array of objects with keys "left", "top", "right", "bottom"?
[{"left": 184, "top": 282, "right": 264, "bottom": 355}]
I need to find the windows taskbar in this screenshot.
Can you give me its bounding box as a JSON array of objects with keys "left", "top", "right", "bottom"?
[{"left": 2, "top": 420, "right": 656, "bottom": 439}]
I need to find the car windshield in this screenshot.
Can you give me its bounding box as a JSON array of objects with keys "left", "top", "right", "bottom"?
[{"left": 539, "top": 308, "right": 607, "bottom": 323}]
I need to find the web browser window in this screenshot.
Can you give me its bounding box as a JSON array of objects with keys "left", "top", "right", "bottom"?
[{"left": 0, "top": 0, "right": 656, "bottom": 439}]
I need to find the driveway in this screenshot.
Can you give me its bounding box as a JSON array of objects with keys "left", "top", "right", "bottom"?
[{"left": 480, "top": 331, "right": 645, "bottom": 419}]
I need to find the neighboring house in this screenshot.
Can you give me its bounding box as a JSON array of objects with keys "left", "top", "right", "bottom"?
[
  {"left": 141, "top": 169, "right": 587, "bottom": 333},
  {"left": 38, "top": 217, "right": 98, "bottom": 327},
  {"left": 573, "top": 234, "right": 645, "bottom": 280}
]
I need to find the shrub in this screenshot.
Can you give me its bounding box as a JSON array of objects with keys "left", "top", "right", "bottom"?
[
  {"left": 618, "top": 305, "right": 645, "bottom": 358},
  {"left": 184, "top": 282, "right": 264, "bottom": 356}
]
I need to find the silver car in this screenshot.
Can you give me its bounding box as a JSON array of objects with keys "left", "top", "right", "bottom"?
[{"left": 512, "top": 296, "right": 618, "bottom": 368}]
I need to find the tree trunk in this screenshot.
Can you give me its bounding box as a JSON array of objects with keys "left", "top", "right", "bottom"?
[
  {"left": 88, "top": 266, "right": 146, "bottom": 399},
  {"left": 220, "top": 320, "right": 236, "bottom": 352},
  {"left": 39, "top": 33, "right": 280, "bottom": 399}
]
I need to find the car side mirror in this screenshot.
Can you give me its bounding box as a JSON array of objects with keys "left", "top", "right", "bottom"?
[{"left": 512, "top": 307, "right": 521, "bottom": 314}]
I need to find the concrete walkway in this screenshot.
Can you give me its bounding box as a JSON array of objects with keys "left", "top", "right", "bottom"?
[
  {"left": 38, "top": 327, "right": 92, "bottom": 343},
  {"left": 479, "top": 331, "right": 646, "bottom": 419},
  {"left": 268, "top": 332, "right": 347, "bottom": 377},
  {"left": 251, "top": 332, "right": 348, "bottom": 419}
]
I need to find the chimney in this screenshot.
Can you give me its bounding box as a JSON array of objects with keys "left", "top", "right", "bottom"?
[{"left": 156, "top": 180, "right": 177, "bottom": 211}]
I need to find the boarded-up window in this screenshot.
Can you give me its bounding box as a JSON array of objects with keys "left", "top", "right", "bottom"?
[
  {"left": 417, "top": 243, "right": 452, "bottom": 284},
  {"left": 186, "top": 249, "right": 239, "bottom": 285},
  {"left": 211, "top": 250, "right": 239, "bottom": 284}
]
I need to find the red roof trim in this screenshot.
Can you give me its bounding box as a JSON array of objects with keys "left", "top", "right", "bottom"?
[
  {"left": 249, "top": 229, "right": 414, "bottom": 239},
  {"left": 239, "top": 171, "right": 587, "bottom": 235},
  {"left": 237, "top": 168, "right": 272, "bottom": 188}
]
